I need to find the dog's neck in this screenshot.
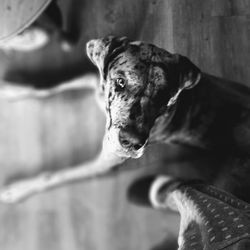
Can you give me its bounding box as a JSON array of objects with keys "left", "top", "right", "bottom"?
[
  {"left": 149, "top": 83, "right": 209, "bottom": 148},
  {"left": 150, "top": 73, "right": 248, "bottom": 152}
]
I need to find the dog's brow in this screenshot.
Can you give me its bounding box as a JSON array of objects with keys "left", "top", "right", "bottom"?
[
  {"left": 116, "top": 70, "right": 125, "bottom": 76},
  {"left": 108, "top": 55, "right": 123, "bottom": 72},
  {"left": 118, "top": 60, "right": 128, "bottom": 66}
]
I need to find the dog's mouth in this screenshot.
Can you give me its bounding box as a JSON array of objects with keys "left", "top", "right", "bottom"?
[
  {"left": 123, "top": 146, "right": 146, "bottom": 159},
  {"left": 103, "top": 127, "right": 147, "bottom": 159}
]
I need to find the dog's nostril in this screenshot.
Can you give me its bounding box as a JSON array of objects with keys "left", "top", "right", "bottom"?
[
  {"left": 119, "top": 129, "right": 147, "bottom": 151},
  {"left": 133, "top": 144, "right": 143, "bottom": 151},
  {"left": 121, "top": 139, "right": 130, "bottom": 146}
]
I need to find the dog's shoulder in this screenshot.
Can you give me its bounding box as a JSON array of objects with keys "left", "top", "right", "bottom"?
[{"left": 202, "top": 73, "right": 250, "bottom": 109}]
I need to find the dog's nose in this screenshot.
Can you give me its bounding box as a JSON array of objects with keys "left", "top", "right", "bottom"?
[{"left": 119, "top": 128, "right": 147, "bottom": 151}]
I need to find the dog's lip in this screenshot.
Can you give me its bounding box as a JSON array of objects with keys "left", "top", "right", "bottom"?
[
  {"left": 120, "top": 143, "right": 146, "bottom": 158},
  {"left": 103, "top": 127, "right": 147, "bottom": 159},
  {"left": 119, "top": 138, "right": 148, "bottom": 158},
  {"left": 115, "top": 145, "right": 145, "bottom": 159}
]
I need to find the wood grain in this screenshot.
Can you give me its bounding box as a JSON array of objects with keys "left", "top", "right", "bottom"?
[{"left": 0, "top": 0, "right": 249, "bottom": 249}]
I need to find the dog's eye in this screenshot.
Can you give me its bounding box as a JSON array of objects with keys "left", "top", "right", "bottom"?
[{"left": 115, "top": 78, "right": 126, "bottom": 90}]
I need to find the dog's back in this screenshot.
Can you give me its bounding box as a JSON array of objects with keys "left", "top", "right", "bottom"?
[{"left": 202, "top": 74, "right": 250, "bottom": 155}]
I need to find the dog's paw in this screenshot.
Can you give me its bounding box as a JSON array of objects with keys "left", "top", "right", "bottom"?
[
  {"left": 127, "top": 175, "right": 176, "bottom": 208},
  {"left": 127, "top": 176, "right": 156, "bottom": 207},
  {"left": 0, "top": 180, "right": 39, "bottom": 204}
]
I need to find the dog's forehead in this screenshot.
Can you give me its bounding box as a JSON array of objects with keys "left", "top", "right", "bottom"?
[
  {"left": 108, "top": 44, "right": 151, "bottom": 75},
  {"left": 108, "top": 43, "right": 167, "bottom": 86},
  {"left": 109, "top": 52, "right": 145, "bottom": 76},
  {"left": 124, "top": 43, "right": 159, "bottom": 61},
  {"left": 109, "top": 42, "right": 172, "bottom": 72},
  {"left": 110, "top": 42, "right": 154, "bottom": 63},
  {"left": 134, "top": 42, "right": 172, "bottom": 62}
]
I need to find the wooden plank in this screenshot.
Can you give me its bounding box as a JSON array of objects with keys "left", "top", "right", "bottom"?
[{"left": 0, "top": 0, "right": 250, "bottom": 249}]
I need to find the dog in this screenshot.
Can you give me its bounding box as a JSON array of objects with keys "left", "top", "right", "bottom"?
[{"left": 1, "top": 36, "right": 250, "bottom": 249}]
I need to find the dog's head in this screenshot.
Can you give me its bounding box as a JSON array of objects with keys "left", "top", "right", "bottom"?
[{"left": 86, "top": 36, "right": 201, "bottom": 158}]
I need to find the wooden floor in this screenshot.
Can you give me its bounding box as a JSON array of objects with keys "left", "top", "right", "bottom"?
[{"left": 0, "top": 0, "right": 250, "bottom": 249}]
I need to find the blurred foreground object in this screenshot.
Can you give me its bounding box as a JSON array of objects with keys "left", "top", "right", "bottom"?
[
  {"left": 129, "top": 176, "right": 250, "bottom": 250},
  {"left": 0, "top": 0, "right": 73, "bottom": 52},
  {"left": 0, "top": 0, "right": 51, "bottom": 43},
  {"left": 0, "top": 27, "right": 50, "bottom": 52}
]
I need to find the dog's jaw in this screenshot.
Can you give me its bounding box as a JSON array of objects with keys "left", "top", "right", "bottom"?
[{"left": 103, "top": 127, "right": 146, "bottom": 159}]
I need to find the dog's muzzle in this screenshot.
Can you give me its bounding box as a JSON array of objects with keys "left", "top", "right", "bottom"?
[
  {"left": 118, "top": 127, "right": 148, "bottom": 152},
  {"left": 103, "top": 127, "right": 146, "bottom": 158}
]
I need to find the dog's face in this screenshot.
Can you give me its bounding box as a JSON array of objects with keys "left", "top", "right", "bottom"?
[{"left": 86, "top": 36, "right": 201, "bottom": 158}]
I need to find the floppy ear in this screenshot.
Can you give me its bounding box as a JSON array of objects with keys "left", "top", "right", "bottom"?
[
  {"left": 167, "top": 54, "right": 201, "bottom": 107},
  {"left": 86, "top": 36, "right": 129, "bottom": 79},
  {"left": 177, "top": 55, "right": 201, "bottom": 89}
]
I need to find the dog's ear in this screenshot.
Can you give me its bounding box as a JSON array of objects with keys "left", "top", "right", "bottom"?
[
  {"left": 177, "top": 55, "right": 201, "bottom": 90},
  {"left": 86, "top": 36, "right": 129, "bottom": 79},
  {"left": 149, "top": 46, "right": 201, "bottom": 107},
  {"left": 167, "top": 54, "right": 201, "bottom": 107}
]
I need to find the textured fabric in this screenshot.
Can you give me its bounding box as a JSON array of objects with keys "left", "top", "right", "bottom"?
[{"left": 156, "top": 181, "right": 250, "bottom": 250}]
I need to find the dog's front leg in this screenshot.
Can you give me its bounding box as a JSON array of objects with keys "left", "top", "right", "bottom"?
[
  {"left": 0, "top": 74, "right": 99, "bottom": 100},
  {"left": 0, "top": 148, "right": 126, "bottom": 204},
  {"left": 129, "top": 176, "right": 250, "bottom": 250}
]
